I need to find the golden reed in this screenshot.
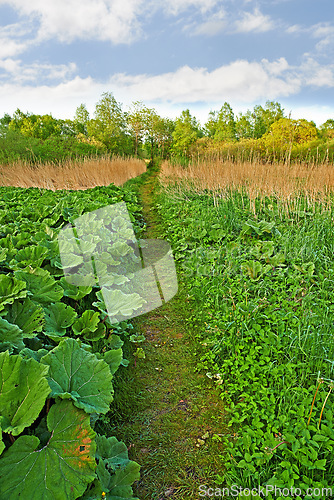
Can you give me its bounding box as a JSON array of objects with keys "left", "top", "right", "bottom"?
[
  {"left": 0, "top": 156, "right": 147, "bottom": 190},
  {"left": 160, "top": 158, "right": 334, "bottom": 214}
]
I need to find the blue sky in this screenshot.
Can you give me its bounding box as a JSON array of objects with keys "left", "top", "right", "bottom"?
[{"left": 0, "top": 0, "right": 333, "bottom": 125}]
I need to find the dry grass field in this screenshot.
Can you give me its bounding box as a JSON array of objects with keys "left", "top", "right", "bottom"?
[
  {"left": 0, "top": 156, "right": 147, "bottom": 190},
  {"left": 160, "top": 158, "right": 334, "bottom": 214}
]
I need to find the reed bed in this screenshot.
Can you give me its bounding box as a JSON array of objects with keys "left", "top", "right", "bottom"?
[
  {"left": 160, "top": 158, "right": 334, "bottom": 214},
  {"left": 0, "top": 156, "right": 147, "bottom": 190}
]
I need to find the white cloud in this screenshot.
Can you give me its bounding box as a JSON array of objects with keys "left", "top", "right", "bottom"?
[
  {"left": 0, "top": 23, "right": 32, "bottom": 58},
  {"left": 0, "top": 76, "right": 101, "bottom": 117},
  {"left": 0, "top": 57, "right": 333, "bottom": 126},
  {"left": 234, "top": 7, "right": 274, "bottom": 33},
  {"left": 0, "top": 0, "right": 146, "bottom": 44},
  {"left": 108, "top": 58, "right": 300, "bottom": 103},
  {"left": 185, "top": 8, "right": 226, "bottom": 36},
  {"left": 0, "top": 0, "right": 225, "bottom": 46},
  {"left": 164, "top": 0, "right": 219, "bottom": 16},
  {"left": 300, "top": 57, "right": 334, "bottom": 88},
  {"left": 0, "top": 59, "right": 77, "bottom": 84}
]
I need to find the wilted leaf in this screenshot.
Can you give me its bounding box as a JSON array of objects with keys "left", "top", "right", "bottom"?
[
  {"left": 0, "top": 350, "right": 51, "bottom": 435},
  {"left": 41, "top": 338, "right": 113, "bottom": 414},
  {"left": 0, "top": 400, "right": 96, "bottom": 500}
]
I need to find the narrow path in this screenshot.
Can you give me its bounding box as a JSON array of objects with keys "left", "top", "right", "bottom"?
[{"left": 111, "top": 166, "right": 228, "bottom": 500}]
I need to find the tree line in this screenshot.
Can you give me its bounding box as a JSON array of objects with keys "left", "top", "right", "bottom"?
[{"left": 1, "top": 92, "right": 334, "bottom": 164}]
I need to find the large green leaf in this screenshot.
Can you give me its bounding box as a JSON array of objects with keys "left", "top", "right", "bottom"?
[
  {"left": 103, "top": 349, "right": 123, "bottom": 375},
  {"left": 72, "top": 310, "right": 100, "bottom": 337},
  {"left": 15, "top": 269, "right": 63, "bottom": 305},
  {"left": 83, "top": 436, "right": 140, "bottom": 500},
  {"left": 0, "top": 350, "right": 51, "bottom": 435},
  {"left": 0, "top": 400, "right": 96, "bottom": 500},
  {"left": 59, "top": 277, "right": 92, "bottom": 300},
  {"left": 0, "top": 419, "right": 5, "bottom": 457},
  {"left": 5, "top": 298, "right": 44, "bottom": 337},
  {"left": 44, "top": 302, "right": 77, "bottom": 336},
  {"left": 0, "top": 274, "right": 27, "bottom": 312},
  {"left": 72, "top": 310, "right": 106, "bottom": 342},
  {"left": 40, "top": 338, "right": 113, "bottom": 414},
  {"left": 9, "top": 245, "right": 48, "bottom": 270},
  {"left": 93, "top": 289, "right": 145, "bottom": 323},
  {"left": 0, "top": 317, "right": 25, "bottom": 352}
]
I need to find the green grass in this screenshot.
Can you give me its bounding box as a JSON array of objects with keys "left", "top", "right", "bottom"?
[
  {"left": 154, "top": 179, "right": 334, "bottom": 497},
  {"left": 103, "top": 166, "right": 230, "bottom": 499},
  {"left": 105, "top": 163, "right": 334, "bottom": 498}
]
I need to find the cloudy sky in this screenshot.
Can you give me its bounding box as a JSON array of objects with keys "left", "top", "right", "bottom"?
[{"left": 0, "top": 0, "right": 333, "bottom": 125}]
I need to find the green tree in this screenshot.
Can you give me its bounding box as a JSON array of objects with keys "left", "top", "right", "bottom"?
[
  {"left": 235, "top": 111, "right": 253, "bottom": 140},
  {"left": 155, "top": 116, "right": 175, "bottom": 159},
  {"left": 127, "top": 101, "right": 147, "bottom": 156},
  {"left": 262, "top": 118, "right": 318, "bottom": 162},
  {"left": 235, "top": 101, "right": 285, "bottom": 140},
  {"left": 205, "top": 103, "right": 236, "bottom": 141},
  {"left": 172, "top": 109, "right": 202, "bottom": 157},
  {"left": 205, "top": 110, "right": 219, "bottom": 138},
  {"left": 8, "top": 109, "right": 74, "bottom": 140},
  {"left": 215, "top": 102, "right": 236, "bottom": 141},
  {"left": 320, "top": 119, "right": 334, "bottom": 139},
  {"left": 74, "top": 104, "right": 90, "bottom": 136},
  {"left": 87, "top": 92, "right": 129, "bottom": 154},
  {"left": 142, "top": 107, "right": 160, "bottom": 162}
]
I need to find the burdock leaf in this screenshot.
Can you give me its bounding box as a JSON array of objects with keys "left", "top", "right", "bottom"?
[
  {"left": 44, "top": 302, "right": 77, "bottom": 336},
  {"left": 0, "top": 274, "right": 27, "bottom": 312},
  {"left": 5, "top": 298, "right": 44, "bottom": 337},
  {"left": 0, "top": 350, "right": 51, "bottom": 435},
  {"left": 100, "top": 289, "right": 145, "bottom": 318},
  {"left": 15, "top": 269, "right": 63, "bottom": 305},
  {"left": 0, "top": 400, "right": 96, "bottom": 500},
  {"left": 83, "top": 436, "right": 140, "bottom": 499},
  {"left": 103, "top": 349, "right": 123, "bottom": 375},
  {"left": 0, "top": 419, "right": 5, "bottom": 456},
  {"left": 0, "top": 317, "right": 25, "bottom": 352},
  {"left": 59, "top": 277, "right": 92, "bottom": 300},
  {"left": 72, "top": 310, "right": 100, "bottom": 337},
  {"left": 96, "top": 435, "right": 130, "bottom": 469},
  {"left": 82, "top": 322, "right": 106, "bottom": 342},
  {"left": 40, "top": 338, "right": 113, "bottom": 414},
  {"left": 10, "top": 245, "right": 48, "bottom": 270}
]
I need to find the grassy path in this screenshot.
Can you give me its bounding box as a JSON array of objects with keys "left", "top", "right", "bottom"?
[{"left": 110, "top": 166, "right": 228, "bottom": 499}]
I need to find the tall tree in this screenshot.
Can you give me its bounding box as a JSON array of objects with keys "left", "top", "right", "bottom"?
[
  {"left": 235, "top": 111, "right": 253, "bottom": 140},
  {"left": 74, "top": 104, "right": 90, "bottom": 135},
  {"left": 127, "top": 101, "right": 146, "bottom": 156},
  {"left": 320, "top": 119, "right": 334, "bottom": 139},
  {"left": 172, "top": 109, "right": 202, "bottom": 157},
  {"left": 87, "top": 92, "right": 128, "bottom": 153},
  {"left": 205, "top": 103, "right": 236, "bottom": 141}
]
